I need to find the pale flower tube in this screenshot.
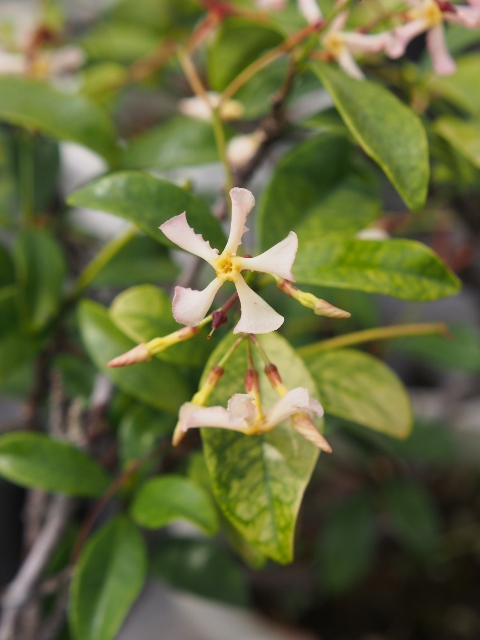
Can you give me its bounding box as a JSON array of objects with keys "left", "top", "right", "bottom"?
[{"left": 160, "top": 188, "right": 298, "bottom": 334}]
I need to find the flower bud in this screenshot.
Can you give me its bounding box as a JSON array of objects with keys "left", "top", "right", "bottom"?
[
  {"left": 264, "top": 363, "right": 289, "bottom": 397},
  {"left": 245, "top": 369, "right": 260, "bottom": 394},
  {"left": 227, "top": 130, "right": 266, "bottom": 169},
  {"left": 108, "top": 344, "right": 151, "bottom": 368},
  {"left": 191, "top": 365, "right": 224, "bottom": 406},
  {"left": 277, "top": 279, "right": 351, "bottom": 319}
]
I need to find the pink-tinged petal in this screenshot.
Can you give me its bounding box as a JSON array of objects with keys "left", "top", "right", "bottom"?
[
  {"left": 172, "top": 278, "right": 223, "bottom": 326},
  {"left": 224, "top": 188, "right": 256, "bottom": 255},
  {"left": 444, "top": 6, "right": 480, "bottom": 27},
  {"left": 266, "top": 387, "right": 312, "bottom": 426},
  {"left": 291, "top": 413, "right": 332, "bottom": 452},
  {"left": 233, "top": 275, "right": 284, "bottom": 334},
  {"left": 227, "top": 394, "right": 257, "bottom": 424},
  {"left": 256, "top": 0, "right": 286, "bottom": 9},
  {"left": 298, "top": 0, "right": 322, "bottom": 24},
  {"left": 468, "top": 0, "right": 480, "bottom": 8},
  {"left": 387, "top": 19, "right": 427, "bottom": 58},
  {"left": 239, "top": 232, "right": 298, "bottom": 281},
  {"left": 160, "top": 212, "right": 219, "bottom": 263},
  {"left": 308, "top": 397, "right": 325, "bottom": 418},
  {"left": 342, "top": 31, "right": 394, "bottom": 54},
  {"left": 337, "top": 48, "right": 365, "bottom": 79},
  {"left": 427, "top": 25, "right": 456, "bottom": 75},
  {"left": 184, "top": 405, "right": 231, "bottom": 429},
  {"left": 329, "top": 10, "right": 349, "bottom": 32},
  {"left": 0, "top": 51, "right": 24, "bottom": 74}
]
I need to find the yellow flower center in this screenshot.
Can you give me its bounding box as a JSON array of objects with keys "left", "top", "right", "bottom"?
[
  {"left": 412, "top": 0, "right": 443, "bottom": 26},
  {"left": 323, "top": 32, "right": 345, "bottom": 58},
  {"left": 213, "top": 253, "right": 242, "bottom": 281}
]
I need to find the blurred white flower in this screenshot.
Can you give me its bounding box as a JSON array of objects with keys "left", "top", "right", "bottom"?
[{"left": 178, "top": 92, "right": 244, "bottom": 122}]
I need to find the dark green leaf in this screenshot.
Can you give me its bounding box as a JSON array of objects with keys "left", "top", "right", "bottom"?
[
  {"left": 0, "top": 332, "right": 43, "bottom": 384},
  {"left": 0, "top": 77, "right": 118, "bottom": 163},
  {"left": 130, "top": 474, "right": 219, "bottom": 535},
  {"left": 312, "top": 63, "right": 429, "bottom": 210},
  {"left": 317, "top": 492, "right": 376, "bottom": 594},
  {"left": 304, "top": 348, "right": 412, "bottom": 439},
  {"left": 78, "top": 300, "right": 189, "bottom": 414},
  {"left": 119, "top": 405, "right": 173, "bottom": 466},
  {"left": 384, "top": 480, "right": 440, "bottom": 558},
  {"left": 207, "top": 18, "right": 282, "bottom": 91},
  {"left": 294, "top": 238, "right": 460, "bottom": 301},
  {"left": 14, "top": 228, "right": 66, "bottom": 332},
  {"left": 91, "top": 235, "right": 179, "bottom": 288},
  {"left": 122, "top": 116, "right": 220, "bottom": 170},
  {"left": 0, "top": 242, "right": 14, "bottom": 288},
  {"left": 0, "top": 285, "right": 18, "bottom": 338},
  {"left": 0, "top": 432, "right": 109, "bottom": 496},
  {"left": 202, "top": 332, "right": 322, "bottom": 564},
  {"left": 109, "top": 285, "right": 213, "bottom": 366},
  {"left": 70, "top": 517, "right": 146, "bottom": 640},
  {"left": 67, "top": 171, "right": 225, "bottom": 249},
  {"left": 152, "top": 538, "right": 249, "bottom": 606},
  {"left": 434, "top": 117, "right": 480, "bottom": 169}
]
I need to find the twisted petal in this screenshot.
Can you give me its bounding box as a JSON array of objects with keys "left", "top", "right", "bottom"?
[
  {"left": 387, "top": 19, "right": 427, "bottom": 58},
  {"left": 172, "top": 278, "right": 223, "bottom": 326},
  {"left": 160, "top": 212, "right": 219, "bottom": 264},
  {"left": 266, "top": 387, "right": 317, "bottom": 426},
  {"left": 227, "top": 394, "right": 257, "bottom": 424},
  {"left": 427, "top": 25, "right": 456, "bottom": 75},
  {"left": 239, "top": 232, "right": 298, "bottom": 281},
  {"left": 233, "top": 275, "right": 284, "bottom": 334},
  {"left": 224, "top": 188, "right": 256, "bottom": 255}
]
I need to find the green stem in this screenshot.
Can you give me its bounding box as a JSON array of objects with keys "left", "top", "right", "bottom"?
[
  {"left": 297, "top": 322, "right": 449, "bottom": 357},
  {"left": 72, "top": 225, "right": 138, "bottom": 297},
  {"left": 211, "top": 106, "right": 233, "bottom": 202},
  {"left": 18, "top": 130, "right": 35, "bottom": 225}
]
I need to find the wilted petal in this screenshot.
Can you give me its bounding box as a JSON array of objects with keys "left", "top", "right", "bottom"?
[
  {"left": 239, "top": 232, "right": 298, "bottom": 281},
  {"left": 172, "top": 278, "right": 223, "bottom": 326},
  {"left": 427, "top": 25, "right": 456, "bottom": 75},
  {"left": 337, "top": 48, "right": 365, "bottom": 79},
  {"left": 387, "top": 19, "right": 427, "bottom": 58},
  {"left": 233, "top": 275, "right": 284, "bottom": 334},
  {"left": 224, "top": 188, "right": 256, "bottom": 255},
  {"left": 227, "top": 394, "right": 257, "bottom": 424},
  {"left": 266, "top": 387, "right": 313, "bottom": 426},
  {"left": 160, "top": 212, "right": 219, "bottom": 264}
]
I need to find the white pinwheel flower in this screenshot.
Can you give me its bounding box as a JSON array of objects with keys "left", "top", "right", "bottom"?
[
  {"left": 160, "top": 187, "right": 298, "bottom": 334},
  {"left": 175, "top": 386, "right": 325, "bottom": 442}
]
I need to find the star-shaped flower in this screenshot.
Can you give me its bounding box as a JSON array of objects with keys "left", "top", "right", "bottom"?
[
  {"left": 173, "top": 386, "right": 330, "bottom": 451},
  {"left": 160, "top": 187, "right": 298, "bottom": 334}
]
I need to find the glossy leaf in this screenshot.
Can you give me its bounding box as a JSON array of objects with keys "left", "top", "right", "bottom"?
[
  {"left": 0, "top": 77, "right": 117, "bottom": 162},
  {"left": 70, "top": 517, "right": 146, "bottom": 640},
  {"left": 91, "top": 235, "right": 179, "bottom": 288},
  {"left": 67, "top": 171, "right": 225, "bottom": 249},
  {"left": 110, "top": 285, "right": 213, "bottom": 366},
  {"left": 207, "top": 18, "right": 282, "bottom": 91},
  {"left": 428, "top": 54, "right": 480, "bottom": 116},
  {"left": 78, "top": 300, "right": 189, "bottom": 414},
  {"left": 152, "top": 538, "right": 249, "bottom": 606},
  {"left": 384, "top": 480, "right": 440, "bottom": 557},
  {"left": 13, "top": 228, "right": 66, "bottom": 332},
  {"left": 202, "top": 332, "right": 322, "bottom": 564},
  {"left": 0, "top": 432, "right": 108, "bottom": 496},
  {"left": 294, "top": 238, "right": 460, "bottom": 301},
  {"left": 317, "top": 492, "right": 376, "bottom": 594},
  {"left": 434, "top": 117, "right": 480, "bottom": 169},
  {"left": 304, "top": 349, "right": 412, "bottom": 439},
  {"left": 130, "top": 474, "right": 219, "bottom": 535},
  {"left": 122, "top": 116, "right": 220, "bottom": 170},
  {"left": 312, "top": 63, "right": 429, "bottom": 211}
]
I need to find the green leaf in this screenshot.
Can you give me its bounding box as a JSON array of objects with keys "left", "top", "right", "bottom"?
[
  {"left": 304, "top": 349, "right": 412, "bottom": 439},
  {"left": 78, "top": 300, "right": 189, "bottom": 415},
  {"left": 109, "top": 285, "right": 213, "bottom": 366},
  {"left": 428, "top": 54, "right": 480, "bottom": 116},
  {"left": 67, "top": 171, "right": 225, "bottom": 249},
  {"left": 0, "top": 432, "right": 109, "bottom": 496},
  {"left": 317, "top": 492, "right": 376, "bottom": 594},
  {"left": 207, "top": 18, "right": 282, "bottom": 91},
  {"left": 0, "top": 285, "right": 18, "bottom": 338},
  {"left": 122, "top": 116, "right": 220, "bottom": 170},
  {"left": 0, "top": 242, "right": 14, "bottom": 289},
  {"left": 70, "top": 516, "right": 146, "bottom": 640},
  {"left": 81, "top": 22, "right": 159, "bottom": 63},
  {"left": 0, "top": 332, "right": 43, "bottom": 384},
  {"left": 311, "top": 63, "right": 429, "bottom": 211},
  {"left": 119, "top": 405, "right": 173, "bottom": 466},
  {"left": 0, "top": 77, "right": 118, "bottom": 163},
  {"left": 13, "top": 228, "right": 66, "bottom": 332},
  {"left": 152, "top": 538, "right": 249, "bottom": 607},
  {"left": 91, "top": 235, "right": 179, "bottom": 288},
  {"left": 202, "top": 332, "right": 322, "bottom": 564},
  {"left": 434, "top": 117, "right": 480, "bottom": 169},
  {"left": 130, "top": 474, "right": 219, "bottom": 535},
  {"left": 294, "top": 238, "right": 461, "bottom": 301},
  {"left": 257, "top": 134, "right": 351, "bottom": 250},
  {"left": 383, "top": 480, "right": 440, "bottom": 558}
]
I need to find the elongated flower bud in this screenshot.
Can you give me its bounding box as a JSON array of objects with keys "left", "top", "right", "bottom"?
[
  {"left": 277, "top": 279, "right": 351, "bottom": 319},
  {"left": 108, "top": 344, "right": 151, "bottom": 368}
]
